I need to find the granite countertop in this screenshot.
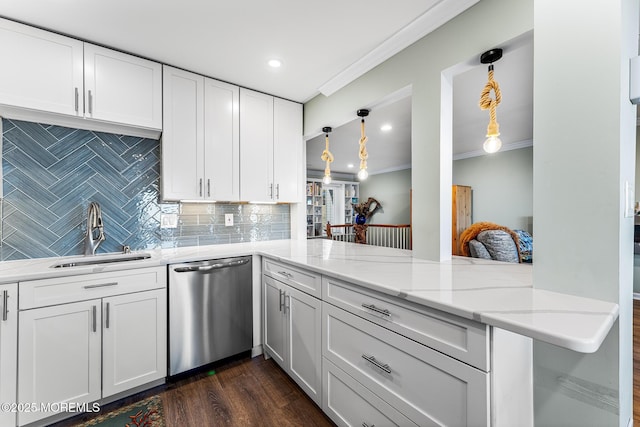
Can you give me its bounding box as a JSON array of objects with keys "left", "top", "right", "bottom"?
[{"left": 0, "top": 239, "right": 618, "bottom": 354}]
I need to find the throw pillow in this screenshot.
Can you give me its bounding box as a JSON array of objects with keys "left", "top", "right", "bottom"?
[
  {"left": 476, "top": 230, "right": 519, "bottom": 263},
  {"left": 468, "top": 239, "right": 492, "bottom": 259}
]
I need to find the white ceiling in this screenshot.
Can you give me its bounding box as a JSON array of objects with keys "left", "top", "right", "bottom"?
[
  {"left": 306, "top": 38, "right": 534, "bottom": 175},
  {"left": 0, "top": 0, "right": 477, "bottom": 103}
]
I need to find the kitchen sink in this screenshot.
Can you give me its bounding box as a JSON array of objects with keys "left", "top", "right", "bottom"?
[{"left": 50, "top": 252, "right": 152, "bottom": 268}]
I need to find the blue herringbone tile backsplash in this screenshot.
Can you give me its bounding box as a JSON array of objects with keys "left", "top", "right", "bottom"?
[{"left": 1, "top": 118, "right": 290, "bottom": 260}]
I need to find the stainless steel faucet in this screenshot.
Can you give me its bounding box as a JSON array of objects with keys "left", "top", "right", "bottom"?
[{"left": 84, "top": 202, "right": 105, "bottom": 255}]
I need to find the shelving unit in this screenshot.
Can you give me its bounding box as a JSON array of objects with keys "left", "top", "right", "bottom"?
[{"left": 306, "top": 179, "right": 359, "bottom": 238}]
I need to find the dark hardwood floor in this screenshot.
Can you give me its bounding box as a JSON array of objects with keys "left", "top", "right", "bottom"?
[{"left": 53, "top": 354, "right": 334, "bottom": 427}]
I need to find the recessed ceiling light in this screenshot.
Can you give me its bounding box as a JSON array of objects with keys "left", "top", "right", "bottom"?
[
  {"left": 268, "top": 59, "right": 282, "bottom": 68},
  {"left": 380, "top": 124, "right": 392, "bottom": 132},
  {"left": 347, "top": 163, "right": 354, "bottom": 168}
]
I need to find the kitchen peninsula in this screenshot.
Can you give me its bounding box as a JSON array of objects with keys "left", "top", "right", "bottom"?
[{"left": 0, "top": 239, "right": 618, "bottom": 426}]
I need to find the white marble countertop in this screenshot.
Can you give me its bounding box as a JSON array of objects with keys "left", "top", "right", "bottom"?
[{"left": 0, "top": 239, "right": 618, "bottom": 353}]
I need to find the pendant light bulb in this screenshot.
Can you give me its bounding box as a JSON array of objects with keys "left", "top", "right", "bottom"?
[
  {"left": 357, "top": 168, "right": 368, "bottom": 180},
  {"left": 322, "top": 174, "right": 332, "bottom": 185},
  {"left": 483, "top": 135, "right": 502, "bottom": 153}
]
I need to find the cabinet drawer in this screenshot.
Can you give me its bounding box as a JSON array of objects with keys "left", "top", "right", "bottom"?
[
  {"left": 323, "top": 275, "right": 489, "bottom": 370},
  {"left": 323, "top": 357, "right": 418, "bottom": 427},
  {"left": 19, "top": 267, "right": 166, "bottom": 309},
  {"left": 263, "top": 258, "right": 321, "bottom": 298},
  {"left": 323, "top": 303, "right": 489, "bottom": 427}
]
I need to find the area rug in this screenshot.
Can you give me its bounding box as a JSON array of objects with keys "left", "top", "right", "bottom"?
[{"left": 78, "top": 395, "right": 164, "bottom": 427}]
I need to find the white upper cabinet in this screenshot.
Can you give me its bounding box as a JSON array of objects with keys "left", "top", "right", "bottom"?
[
  {"left": 240, "top": 89, "right": 302, "bottom": 202},
  {"left": 84, "top": 44, "right": 162, "bottom": 130},
  {"left": 0, "top": 18, "right": 84, "bottom": 116},
  {"left": 240, "top": 88, "right": 274, "bottom": 202},
  {"left": 274, "top": 97, "right": 302, "bottom": 202},
  {"left": 162, "top": 66, "right": 205, "bottom": 200},
  {"left": 204, "top": 78, "right": 240, "bottom": 201},
  {"left": 162, "top": 65, "right": 240, "bottom": 201},
  {"left": 0, "top": 18, "right": 161, "bottom": 135}
]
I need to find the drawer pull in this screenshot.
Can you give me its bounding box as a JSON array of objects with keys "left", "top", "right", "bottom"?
[
  {"left": 277, "top": 271, "right": 293, "bottom": 279},
  {"left": 362, "top": 303, "right": 390, "bottom": 317},
  {"left": 362, "top": 354, "right": 391, "bottom": 374},
  {"left": 362, "top": 423, "right": 375, "bottom": 427},
  {"left": 83, "top": 282, "right": 118, "bottom": 289},
  {"left": 2, "top": 290, "right": 8, "bottom": 321},
  {"left": 92, "top": 305, "right": 97, "bottom": 332}
]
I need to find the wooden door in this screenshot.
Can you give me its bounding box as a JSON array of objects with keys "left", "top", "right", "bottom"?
[{"left": 452, "top": 185, "right": 472, "bottom": 255}]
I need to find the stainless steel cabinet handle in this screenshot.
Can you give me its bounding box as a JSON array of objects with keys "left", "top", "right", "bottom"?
[
  {"left": 74, "top": 87, "right": 79, "bottom": 113},
  {"left": 362, "top": 423, "right": 375, "bottom": 427},
  {"left": 276, "top": 184, "right": 280, "bottom": 199},
  {"left": 269, "top": 183, "right": 274, "bottom": 199},
  {"left": 105, "top": 302, "right": 110, "bottom": 329},
  {"left": 88, "top": 90, "right": 93, "bottom": 114},
  {"left": 199, "top": 178, "right": 203, "bottom": 197},
  {"left": 207, "top": 179, "right": 211, "bottom": 197},
  {"left": 92, "top": 305, "right": 97, "bottom": 332},
  {"left": 83, "top": 282, "right": 118, "bottom": 289},
  {"left": 284, "top": 293, "right": 290, "bottom": 313},
  {"left": 362, "top": 354, "right": 391, "bottom": 374},
  {"left": 277, "top": 271, "right": 293, "bottom": 279},
  {"left": 279, "top": 289, "right": 284, "bottom": 312},
  {"left": 362, "top": 303, "right": 390, "bottom": 317},
  {"left": 2, "top": 291, "right": 8, "bottom": 321}
]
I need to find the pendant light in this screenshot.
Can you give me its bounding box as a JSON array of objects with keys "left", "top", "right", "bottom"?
[
  {"left": 479, "top": 48, "right": 503, "bottom": 153},
  {"left": 320, "top": 127, "right": 334, "bottom": 185},
  {"left": 357, "top": 109, "right": 369, "bottom": 180}
]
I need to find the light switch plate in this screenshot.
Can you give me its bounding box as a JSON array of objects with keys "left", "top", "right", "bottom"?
[
  {"left": 225, "top": 213, "right": 234, "bottom": 226},
  {"left": 160, "top": 213, "right": 178, "bottom": 228}
]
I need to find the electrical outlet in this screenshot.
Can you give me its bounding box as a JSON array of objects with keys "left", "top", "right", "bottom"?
[
  {"left": 160, "top": 213, "right": 178, "bottom": 229},
  {"left": 225, "top": 213, "right": 234, "bottom": 226}
]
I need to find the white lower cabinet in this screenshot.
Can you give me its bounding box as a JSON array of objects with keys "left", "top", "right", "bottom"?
[
  {"left": 263, "top": 275, "right": 322, "bottom": 405},
  {"left": 17, "top": 268, "right": 167, "bottom": 426},
  {"left": 0, "top": 283, "right": 18, "bottom": 427},
  {"left": 323, "top": 358, "right": 418, "bottom": 427},
  {"left": 323, "top": 302, "right": 489, "bottom": 427}
]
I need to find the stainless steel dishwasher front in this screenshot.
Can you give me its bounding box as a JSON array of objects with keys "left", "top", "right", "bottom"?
[{"left": 168, "top": 256, "right": 252, "bottom": 376}]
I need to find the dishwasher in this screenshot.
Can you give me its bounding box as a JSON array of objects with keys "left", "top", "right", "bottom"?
[{"left": 168, "top": 256, "right": 252, "bottom": 376}]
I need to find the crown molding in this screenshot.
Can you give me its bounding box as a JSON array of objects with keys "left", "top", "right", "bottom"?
[
  {"left": 317, "top": 0, "right": 480, "bottom": 97},
  {"left": 453, "top": 139, "right": 533, "bottom": 161}
]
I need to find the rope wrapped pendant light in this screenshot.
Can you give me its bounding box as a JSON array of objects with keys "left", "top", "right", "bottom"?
[
  {"left": 357, "top": 109, "right": 369, "bottom": 180},
  {"left": 320, "top": 127, "right": 334, "bottom": 184},
  {"left": 479, "top": 48, "right": 503, "bottom": 153}
]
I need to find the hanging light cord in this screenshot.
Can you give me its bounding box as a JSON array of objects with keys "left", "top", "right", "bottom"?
[
  {"left": 359, "top": 119, "right": 368, "bottom": 170},
  {"left": 479, "top": 65, "right": 501, "bottom": 136},
  {"left": 321, "top": 133, "right": 334, "bottom": 177}
]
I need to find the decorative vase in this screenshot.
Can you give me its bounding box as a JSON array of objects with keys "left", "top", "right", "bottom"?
[{"left": 355, "top": 214, "right": 366, "bottom": 225}]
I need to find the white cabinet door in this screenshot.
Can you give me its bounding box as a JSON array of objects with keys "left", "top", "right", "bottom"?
[
  {"left": 204, "top": 78, "right": 240, "bottom": 201},
  {"left": 102, "top": 289, "right": 167, "bottom": 397},
  {"left": 240, "top": 88, "right": 274, "bottom": 202},
  {"left": 0, "top": 284, "right": 17, "bottom": 427},
  {"left": 273, "top": 97, "right": 302, "bottom": 202},
  {"left": 286, "top": 285, "right": 322, "bottom": 405},
  {"left": 162, "top": 65, "right": 205, "bottom": 200},
  {"left": 263, "top": 276, "right": 286, "bottom": 367},
  {"left": 0, "top": 18, "right": 83, "bottom": 116},
  {"left": 84, "top": 43, "right": 162, "bottom": 129},
  {"left": 18, "top": 300, "right": 102, "bottom": 426}
]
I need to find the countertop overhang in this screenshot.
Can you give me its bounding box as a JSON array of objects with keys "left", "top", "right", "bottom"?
[{"left": 0, "top": 239, "right": 618, "bottom": 354}]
